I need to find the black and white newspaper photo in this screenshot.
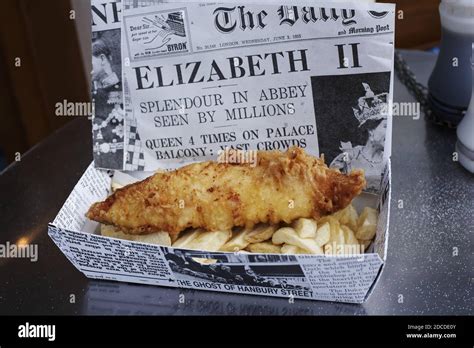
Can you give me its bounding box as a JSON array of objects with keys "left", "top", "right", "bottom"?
[{"left": 91, "top": 0, "right": 125, "bottom": 169}]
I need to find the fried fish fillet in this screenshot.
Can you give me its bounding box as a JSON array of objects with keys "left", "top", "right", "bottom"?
[{"left": 86, "top": 147, "right": 366, "bottom": 235}]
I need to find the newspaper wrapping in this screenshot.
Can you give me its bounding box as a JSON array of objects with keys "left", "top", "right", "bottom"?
[{"left": 91, "top": 0, "right": 395, "bottom": 191}]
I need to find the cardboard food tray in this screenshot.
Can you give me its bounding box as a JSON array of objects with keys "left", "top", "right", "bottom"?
[{"left": 48, "top": 160, "right": 390, "bottom": 303}]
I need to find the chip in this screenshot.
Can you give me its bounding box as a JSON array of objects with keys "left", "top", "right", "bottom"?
[
  {"left": 281, "top": 244, "right": 309, "bottom": 254},
  {"left": 220, "top": 228, "right": 252, "bottom": 252},
  {"left": 314, "top": 222, "right": 331, "bottom": 247},
  {"left": 323, "top": 217, "right": 344, "bottom": 245},
  {"left": 356, "top": 207, "right": 378, "bottom": 240},
  {"left": 333, "top": 204, "right": 359, "bottom": 231},
  {"left": 244, "top": 224, "right": 277, "bottom": 244},
  {"left": 340, "top": 225, "right": 362, "bottom": 254},
  {"left": 272, "top": 227, "right": 323, "bottom": 254},
  {"left": 172, "top": 229, "right": 202, "bottom": 248},
  {"left": 183, "top": 230, "right": 232, "bottom": 251},
  {"left": 111, "top": 182, "right": 124, "bottom": 193},
  {"left": 292, "top": 218, "right": 317, "bottom": 238},
  {"left": 246, "top": 242, "right": 281, "bottom": 254},
  {"left": 341, "top": 225, "right": 359, "bottom": 245}
]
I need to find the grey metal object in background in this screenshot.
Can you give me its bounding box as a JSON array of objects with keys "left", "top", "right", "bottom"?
[
  {"left": 427, "top": 0, "right": 474, "bottom": 126},
  {"left": 0, "top": 50, "right": 472, "bottom": 315}
]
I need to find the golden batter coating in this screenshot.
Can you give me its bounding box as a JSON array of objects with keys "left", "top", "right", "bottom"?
[{"left": 86, "top": 147, "right": 366, "bottom": 235}]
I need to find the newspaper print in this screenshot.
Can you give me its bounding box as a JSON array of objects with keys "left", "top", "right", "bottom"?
[
  {"left": 49, "top": 160, "right": 387, "bottom": 303},
  {"left": 124, "top": 0, "right": 166, "bottom": 171},
  {"left": 48, "top": 225, "right": 382, "bottom": 303},
  {"left": 91, "top": 0, "right": 126, "bottom": 169},
  {"left": 91, "top": 0, "right": 165, "bottom": 171},
  {"left": 122, "top": 1, "right": 395, "bottom": 172}
]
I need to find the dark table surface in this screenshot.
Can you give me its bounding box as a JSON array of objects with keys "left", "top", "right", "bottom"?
[{"left": 0, "top": 50, "right": 472, "bottom": 315}]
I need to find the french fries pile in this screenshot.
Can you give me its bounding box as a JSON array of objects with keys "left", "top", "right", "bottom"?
[{"left": 101, "top": 203, "right": 378, "bottom": 255}]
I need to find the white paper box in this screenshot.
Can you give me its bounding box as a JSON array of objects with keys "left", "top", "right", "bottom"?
[{"left": 48, "top": 159, "right": 390, "bottom": 303}]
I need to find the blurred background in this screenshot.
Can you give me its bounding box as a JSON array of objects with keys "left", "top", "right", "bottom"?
[{"left": 0, "top": 0, "right": 442, "bottom": 170}]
